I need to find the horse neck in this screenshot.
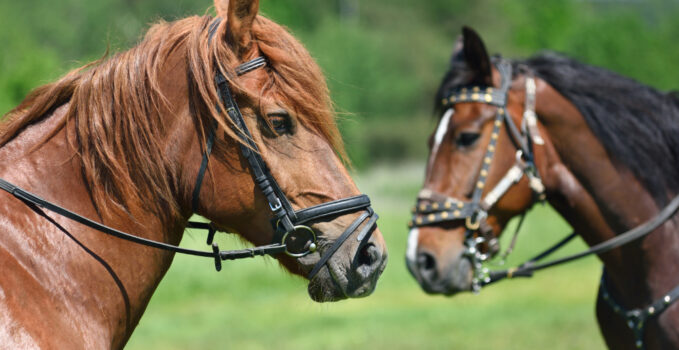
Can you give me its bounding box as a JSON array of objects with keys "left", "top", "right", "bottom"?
[
  {"left": 534, "top": 79, "right": 679, "bottom": 307},
  {"left": 0, "top": 49, "right": 203, "bottom": 347}
]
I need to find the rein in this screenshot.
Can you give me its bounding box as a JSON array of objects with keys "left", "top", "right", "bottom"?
[
  {"left": 0, "top": 24, "right": 378, "bottom": 278},
  {"left": 410, "top": 58, "right": 679, "bottom": 349}
]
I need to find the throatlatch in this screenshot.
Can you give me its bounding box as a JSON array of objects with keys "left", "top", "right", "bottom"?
[{"left": 0, "top": 19, "right": 379, "bottom": 278}]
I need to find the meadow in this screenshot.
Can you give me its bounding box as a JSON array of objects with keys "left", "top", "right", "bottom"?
[{"left": 127, "top": 162, "right": 606, "bottom": 350}]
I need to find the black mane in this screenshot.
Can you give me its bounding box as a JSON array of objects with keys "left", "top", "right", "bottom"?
[{"left": 519, "top": 52, "right": 679, "bottom": 205}]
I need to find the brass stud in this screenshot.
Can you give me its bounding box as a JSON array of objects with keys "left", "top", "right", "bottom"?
[
  {"left": 419, "top": 204, "right": 427, "bottom": 211},
  {"left": 445, "top": 202, "right": 452, "bottom": 209},
  {"left": 472, "top": 86, "right": 480, "bottom": 92},
  {"left": 461, "top": 88, "right": 468, "bottom": 94},
  {"left": 432, "top": 203, "right": 439, "bottom": 210},
  {"left": 460, "top": 94, "right": 467, "bottom": 100},
  {"left": 498, "top": 108, "right": 505, "bottom": 114},
  {"left": 442, "top": 98, "right": 448, "bottom": 105},
  {"left": 450, "top": 96, "right": 457, "bottom": 103},
  {"left": 484, "top": 157, "right": 492, "bottom": 164},
  {"left": 485, "top": 94, "right": 492, "bottom": 102},
  {"left": 471, "top": 93, "right": 479, "bottom": 101},
  {"left": 494, "top": 120, "right": 502, "bottom": 127},
  {"left": 487, "top": 87, "right": 494, "bottom": 93},
  {"left": 491, "top": 133, "right": 498, "bottom": 140},
  {"left": 665, "top": 295, "right": 671, "bottom": 304},
  {"left": 453, "top": 210, "right": 461, "bottom": 217},
  {"left": 428, "top": 214, "right": 436, "bottom": 221},
  {"left": 416, "top": 217, "right": 423, "bottom": 225},
  {"left": 457, "top": 202, "right": 464, "bottom": 208},
  {"left": 477, "top": 182, "right": 484, "bottom": 189},
  {"left": 441, "top": 212, "right": 449, "bottom": 219},
  {"left": 480, "top": 169, "right": 488, "bottom": 177},
  {"left": 488, "top": 145, "right": 495, "bottom": 152},
  {"left": 648, "top": 306, "right": 655, "bottom": 315}
]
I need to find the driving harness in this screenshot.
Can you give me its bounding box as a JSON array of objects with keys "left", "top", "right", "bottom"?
[
  {"left": 0, "top": 19, "right": 378, "bottom": 280},
  {"left": 408, "top": 58, "right": 679, "bottom": 349}
]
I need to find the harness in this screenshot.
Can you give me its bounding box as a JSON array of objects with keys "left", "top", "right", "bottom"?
[
  {"left": 409, "top": 60, "right": 546, "bottom": 292},
  {"left": 0, "top": 20, "right": 378, "bottom": 279},
  {"left": 409, "top": 58, "right": 679, "bottom": 349}
]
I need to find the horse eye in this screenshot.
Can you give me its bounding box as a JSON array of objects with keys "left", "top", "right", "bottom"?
[
  {"left": 267, "top": 113, "right": 292, "bottom": 135},
  {"left": 455, "top": 132, "right": 480, "bottom": 148}
]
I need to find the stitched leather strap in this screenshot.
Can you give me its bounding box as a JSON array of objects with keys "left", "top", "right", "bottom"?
[
  {"left": 308, "top": 209, "right": 375, "bottom": 279},
  {"left": 295, "top": 195, "right": 371, "bottom": 224}
]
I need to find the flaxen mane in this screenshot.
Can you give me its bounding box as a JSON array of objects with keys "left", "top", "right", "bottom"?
[{"left": 0, "top": 14, "right": 344, "bottom": 222}]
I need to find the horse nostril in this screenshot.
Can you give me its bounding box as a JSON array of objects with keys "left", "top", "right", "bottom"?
[
  {"left": 416, "top": 252, "right": 438, "bottom": 281},
  {"left": 357, "top": 242, "right": 379, "bottom": 267}
]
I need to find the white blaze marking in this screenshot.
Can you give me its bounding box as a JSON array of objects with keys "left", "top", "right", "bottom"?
[
  {"left": 428, "top": 108, "right": 454, "bottom": 172},
  {"left": 405, "top": 228, "right": 420, "bottom": 268},
  {"left": 434, "top": 109, "right": 454, "bottom": 150}
]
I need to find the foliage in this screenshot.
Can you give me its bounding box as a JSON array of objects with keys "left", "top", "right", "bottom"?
[{"left": 1, "top": 0, "right": 678, "bottom": 167}]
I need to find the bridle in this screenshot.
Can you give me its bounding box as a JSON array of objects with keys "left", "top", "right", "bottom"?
[
  {"left": 409, "top": 60, "right": 545, "bottom": 292},
  {"left": 408, "top": 58, "right": 679, "bottom": 349},
  {"left": 0, "top": 19, "right": 378, "bottom": 280}
]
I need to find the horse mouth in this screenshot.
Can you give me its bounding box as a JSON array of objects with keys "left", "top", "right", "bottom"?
[{"left": 307, "top": 241, "right": 388, "bottom": 302}]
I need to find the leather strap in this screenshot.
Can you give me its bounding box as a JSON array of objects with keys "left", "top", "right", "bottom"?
[
  {"left": 308, "top": 209, "right": 374, "bottom": 279},
  {"left": 295, "top": 195, "right": 371, "bottom": 224},
  {"left": 0, "top": 177, "right": 287, "bottom": 272},
  {"left": 600, "top": 270, "right": 679, "bottom": 350},
  {"left": 191, "top": 119, "right": 216, "bottom": 211},
  {"left": 484, "top": 192, "right": 679, "bottom": 284}
]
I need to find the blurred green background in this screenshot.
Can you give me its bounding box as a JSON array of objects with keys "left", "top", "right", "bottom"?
[{"left": 2, "top": 0, "right": 678, "bottom": 349}]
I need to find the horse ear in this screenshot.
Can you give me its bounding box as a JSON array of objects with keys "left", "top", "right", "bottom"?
[
  {"left": 215, "top": 0, "right": 259, "bottom": 55},
  {"left": 460, "top": 26, "right": 493, "bottom": 85},
  {"left": 450, "top": 34, "right": 465, "bottom": 65}
]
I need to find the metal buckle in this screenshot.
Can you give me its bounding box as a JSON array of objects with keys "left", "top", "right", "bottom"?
[
  {"left": 269, "top": 198, "right": 282, "bottom": 211},
  {"left": 281, "top": 225, "right": 317, "bottom": 257}
]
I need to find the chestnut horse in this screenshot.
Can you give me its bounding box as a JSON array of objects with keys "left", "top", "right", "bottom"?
[
  {"left": 0, "top": 0, "right": 387, "bottom": 348},
  {"left": 407, "top": 27, "right": 679, "bottom": 349}
]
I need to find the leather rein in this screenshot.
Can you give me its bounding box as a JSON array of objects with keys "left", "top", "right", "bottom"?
[
  {"left": 0, "top": 21, "right": 378, "bottom": 279},
  {"left": 408, "top": 59, "right": 679, "bottom": 349}
]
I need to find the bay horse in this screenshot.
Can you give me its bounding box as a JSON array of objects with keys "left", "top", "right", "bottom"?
[
  {"left": 0, "top": 0, "right": 387, "bottom": 348},
  {"left": 407, "top": 27, "right": 679, "bottom": 349}
]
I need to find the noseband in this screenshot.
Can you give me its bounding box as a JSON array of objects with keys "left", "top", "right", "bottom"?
[
  {"left": 192, "top": 49, "right": 378, "bottom": 277},
  {"left": 409, "top": 60, "right": 545, "bottom": 292},
  {"left": 0, "top": 19, "right": 378, "bottom": 280},
  {"left": 408, "top": 59, "right": 679, "bottom": 349}
]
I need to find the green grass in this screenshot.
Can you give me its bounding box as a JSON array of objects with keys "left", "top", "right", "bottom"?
[{"left": 127, "top": 163, "right": 606, "bottom": 349}]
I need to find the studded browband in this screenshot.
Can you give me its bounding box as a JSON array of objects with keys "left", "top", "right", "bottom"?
[{"left": 409, "top": 59, "right": 546, "bottom": 292}]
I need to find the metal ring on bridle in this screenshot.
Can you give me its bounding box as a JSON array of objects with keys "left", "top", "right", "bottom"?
[{"left": 281, "top": 225, "right": 317, "bottom": 257}]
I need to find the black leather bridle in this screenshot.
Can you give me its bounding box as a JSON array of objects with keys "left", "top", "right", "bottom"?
[
  {"left": 0, "top": 22, "right": 378, "bottom": 279},
  {"left": 408, "top": 58, "right": 679, "bottom": 349}
]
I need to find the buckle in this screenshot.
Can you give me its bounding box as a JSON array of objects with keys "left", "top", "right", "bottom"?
[{"left": 269, "top": 198, "right": 282, "bottom": 211}]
